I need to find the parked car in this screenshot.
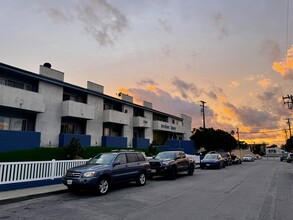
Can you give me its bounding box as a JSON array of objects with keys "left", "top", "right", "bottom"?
[
  {"left": 280, "top": 153, "right": 288, "bottom": 161},
  {"left": 209, "top": 151, "right": 232, "bottom": 166},
  {"left": 62, "top": 151, "right": 150, "bottom": 195},
  {"left": 148, "top": 151, "right": 195, "bottom": 179},
  {"left": 231, "top": 154, "right": 242, "bottom": 164},
  {"left": 286, "top": 153, "right": 293, "bottom": 163},
  {"left": 242, "top": 154, "right": 255, "bottom": 162},
  {"left": 200, "top": 153, "right": 225, "bottom": 169}
]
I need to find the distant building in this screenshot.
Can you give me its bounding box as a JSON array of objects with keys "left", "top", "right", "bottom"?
[
  {"left": 265, "top": 147, "right": 285, "bottom": 157},
  {"left": 0, "top": 62, "right": 193, "bottom": 152}
]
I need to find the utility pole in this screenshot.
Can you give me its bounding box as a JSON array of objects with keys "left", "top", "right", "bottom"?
[
  {"left": 284, "top": 129, "right": 288, "bottom": 141},
  {"left": 236, "top": 127, "right": 240, "bottom": 149},
  {"left": 283, "top": 95, "right": 293, "bottom": 110},
  {"left": 284, "top": 118, "right": 292, "bottom": 138},
  {"left": 199, "top": 100, "right": 206, "bottom": 129}
]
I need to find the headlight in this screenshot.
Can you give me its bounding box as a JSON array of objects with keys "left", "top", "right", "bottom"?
[
  {"left": 83, "top": 172, "right": 96, "bottom": 177},
  {"left": 162, "top": 161, "right": 170, "bottom": 166}
]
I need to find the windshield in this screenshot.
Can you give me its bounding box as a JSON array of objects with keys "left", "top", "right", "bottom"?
[
  {"left": 204, "top": 154, "right": 217, "bottom": 159},
  {"left": 87, "top": 153, "right": 116, "bottom": 165},
  {"left": 244, "top": 154, "right": 252, "bottom": 157},
  {"left": 155, "top": 152, "right": 176, "bottom": 160}
]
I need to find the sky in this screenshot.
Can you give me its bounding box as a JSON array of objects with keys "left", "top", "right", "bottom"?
[{"left": 1, "top": 0, "right": 293, "bottom": 146}]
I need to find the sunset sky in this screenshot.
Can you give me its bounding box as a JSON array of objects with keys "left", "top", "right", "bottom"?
[{"left": 1, "top": 0, "right": 293, "bottom": 146}]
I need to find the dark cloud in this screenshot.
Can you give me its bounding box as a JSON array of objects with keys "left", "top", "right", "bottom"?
[
  {"left": 260, "top": 39, "right": 281, "bottom": 61},
  {"left": 172, "top": 77, "right": 202, "bottom": 99},
  {"left": 137, "top": 79, "right": 158, "bottom": 86},
  {"left": 158, "top": 19, "right": 173, "bottom": 33},
  {"left": 224, "top": 102, "right": 279, "bottom": 130},
  {"left": 212, "top": 12, "right": 230, "bottom": 39},
  {"left": 44, "top": 0, "right": 128, "bottom": 46}
]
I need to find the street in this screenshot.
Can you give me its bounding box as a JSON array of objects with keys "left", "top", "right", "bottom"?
[{"left": 0, "top": 158, "right": 293, "bottom": 220}]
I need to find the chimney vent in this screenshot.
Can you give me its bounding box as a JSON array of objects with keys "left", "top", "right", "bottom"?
[{"left": 43, "top": 63, "right": 51, "bottom": 68}]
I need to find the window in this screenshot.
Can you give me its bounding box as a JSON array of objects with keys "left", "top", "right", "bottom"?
[
  {"left": 0, "top": 77, "right": 32, "bottom": 91},
  {"left": 61, "top": 123, "right": 75, "bottom": 134},
  {"left": 115, "top": 154, "right": 127, "bottom": 164},
  {"left": 137, "top": 153, "right": 146, "bottom": 161},
  {"left": 0, "top": 116, "right": 27, "bottom": 131},
  {"left": 126, "top": 153, "right": 138, "bottom": 163}
]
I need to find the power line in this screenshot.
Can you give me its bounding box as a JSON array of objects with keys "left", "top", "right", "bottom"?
[{"left": 239, "top": 129, "right": 286, "bottom": 134}]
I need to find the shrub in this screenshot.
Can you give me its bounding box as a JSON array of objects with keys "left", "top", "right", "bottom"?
[{"left": 63, "top": 138, "right": 84, "bottom": 159}]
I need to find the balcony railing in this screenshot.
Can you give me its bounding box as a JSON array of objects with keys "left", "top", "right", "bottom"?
[
  {"left": 103, "top": 109, "right": 129, "bottom": 125},
  {"left": 0, "top": 84, "right": 45, "bottom": 112},
  {"left": 133, "top": 116, "right": 151, "bottom": 128},
  {"left": 61, "top": 100, "right": 95, "bottom": 120}
]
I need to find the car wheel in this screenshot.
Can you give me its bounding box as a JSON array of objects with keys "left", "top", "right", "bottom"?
[
  {"left": 169, "top": 166, "right": 177, "bottom": 180},
  {"left": 136, "top": 172, "right": 146, "bottom": 186},
  {"left": 188, "top": 164, "right": 194, "bottom": 175},
  {"left": 97, "top": 177, "right": 110, "bottom": 195}
]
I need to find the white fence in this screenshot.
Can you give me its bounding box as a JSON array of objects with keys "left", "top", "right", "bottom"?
[{"left": 0, "top": 159, "right": 88, "bottom": 185}]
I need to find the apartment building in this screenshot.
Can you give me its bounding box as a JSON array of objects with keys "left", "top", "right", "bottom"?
[{"left": 0, "top": 62, "right": 193, "bottom": 152}]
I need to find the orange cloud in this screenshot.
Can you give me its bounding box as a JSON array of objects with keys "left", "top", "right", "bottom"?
[
  {"left": 146, "top": 86, "right": 156, "bottom": 92},
  {"left": 273, "top": 45, "right": 293, "bottom": 78},
  {"left": 257, "top": 78, "right": 271, "bottom": 88}
]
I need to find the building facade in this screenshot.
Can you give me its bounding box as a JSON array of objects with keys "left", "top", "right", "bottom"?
[{"left": 0, "top": 62, "right": 193, "bottom": 152}]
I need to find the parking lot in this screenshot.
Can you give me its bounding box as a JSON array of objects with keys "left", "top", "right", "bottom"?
[{"left": 0, "top": 158, "right": 293, "bottom": 220}]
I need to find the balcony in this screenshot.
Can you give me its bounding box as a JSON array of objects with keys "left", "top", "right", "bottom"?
[
  {"left": 61, "top": 100, "right": 95, "bottom": 120},
  {"left": 133, "top": 116, "right": 151, "bottom": 128},
  {"left": 103, "top": 109, "right": 129, "bottom": 125},
  {"left": 0, "top": 84, "right": 45, "bottom": 112},
  {"left": 153, "top": 121, "right": 185, "bottom": 133}
]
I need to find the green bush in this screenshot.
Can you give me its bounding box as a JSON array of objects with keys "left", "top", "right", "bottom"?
[
  {"left": 63, "top": 138, "right": 84, "bottom": 159},
  {"left": 0, "top": 146, "right": 150, "bottom": 162}
]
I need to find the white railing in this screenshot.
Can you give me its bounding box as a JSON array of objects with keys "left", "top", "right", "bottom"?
[{"left": 0, "top": 159, "right": 89, "bottom": 185}]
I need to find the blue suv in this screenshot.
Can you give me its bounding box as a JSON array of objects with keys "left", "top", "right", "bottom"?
[{"left": 62, "top": 151, "right": 150, "bottom": 195}]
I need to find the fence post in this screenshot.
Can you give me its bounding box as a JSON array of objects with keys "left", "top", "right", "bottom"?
[{"left": 51, "top": 159, "right": 56, "bottom": 180}]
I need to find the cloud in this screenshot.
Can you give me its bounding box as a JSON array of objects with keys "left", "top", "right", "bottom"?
[
  {"left": 257, "top": 78, "right": 271, "bottom": 88},
  {"left": 137, "top": 79, "right": 158, "bottom": 86},
  {"left": 44, "top": 0, "right": 128, "bottom": 46},
  {"left": 172, "top": 77, "right": 202, "bottom": 99},
  {"left": 158, "top": 19, "right": 173, "bottom": 33},
  {"left": 228, "top": 80, "right": 240, "bottom": 88},
  {"left": 211, "top": 12, "right": 230, "bottom": 39},
  {"left": 273, "top": 45, "right": 293, "bottom": 79},
  {"left": 260, "top": 39, "right": 281, "bottom": 61}
]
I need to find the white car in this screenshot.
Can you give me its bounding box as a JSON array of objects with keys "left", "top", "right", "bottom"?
[{"left": 242, "top": 154, "right": 255, "bottom": 162}]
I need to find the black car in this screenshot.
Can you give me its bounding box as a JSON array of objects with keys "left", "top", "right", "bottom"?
[
  {"left": 149, "top": 151, "right": 195, "bottom": 179},
  {"left": 62, "top": 151, "right": 150, "bottom": 195}
]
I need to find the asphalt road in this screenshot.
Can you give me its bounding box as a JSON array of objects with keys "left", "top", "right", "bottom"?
[{"left": 0, "top": 158, "right": 293, "bottom": 220}]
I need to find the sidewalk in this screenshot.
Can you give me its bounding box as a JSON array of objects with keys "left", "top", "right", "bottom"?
[{"left": 0, "top": 184, "right": 67, "bottom": 205}]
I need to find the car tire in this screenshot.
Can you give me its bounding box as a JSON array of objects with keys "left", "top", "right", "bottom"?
[
  {"left": 169, "top": 166, "right": 177, "bottom": 180},
  {"left": 136, "top": 172, "right": 146, "bottom": 186},
  {"left": 188, "top": 164, "right": 194, "bottom": 175},
  {"left": 96, "top": 177, "right": 110, "bottom": 195}
]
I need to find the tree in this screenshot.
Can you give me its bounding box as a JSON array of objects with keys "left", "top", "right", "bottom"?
[
  {"left": 63, "top": 138, "right": 84, "bottom": 159},
  {"left": 190, "top": 127, "right": 237, "bottom": 152},
  {"left": 284, "top": 137, "right": 293, "bottom": 152}
]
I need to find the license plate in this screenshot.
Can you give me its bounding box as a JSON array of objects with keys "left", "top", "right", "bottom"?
[
  {"left": 206, "top": 164, "right": 210, "bottom": 166},
  {"left": 151, "top": 169, "right": 156, "bottom": 173},
  {"left": 67, "top": 180, "right": 73, "bottom": 185}
]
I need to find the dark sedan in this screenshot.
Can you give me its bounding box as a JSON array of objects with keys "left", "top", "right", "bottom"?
[{"left": 200, "top": 153, "right": 225, "bottom": 169}]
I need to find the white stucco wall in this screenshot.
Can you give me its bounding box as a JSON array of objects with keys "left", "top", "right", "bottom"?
[
  {"left": 35, "top": 81, "right": 63, "bottom": 147},
  {"left": 86, "top": 94, "right": 104, "bottom": 146},
  {"left": 144, "top": 110, "right": 153, "bottom": 142}
]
